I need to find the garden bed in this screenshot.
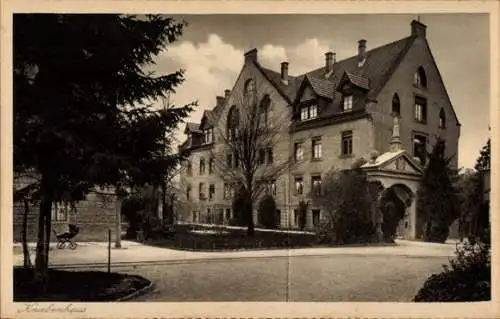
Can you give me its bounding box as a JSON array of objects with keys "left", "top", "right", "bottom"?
[
  {"left": 14, "top": 267, "right": 151, "bottom": 302},
  {"left": 142, "top": 224, "right": 392, "bottom": 251}
]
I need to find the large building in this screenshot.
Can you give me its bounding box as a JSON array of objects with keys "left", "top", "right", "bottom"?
[{"left": 178, "top": 20, "right": 461, "bottom": 237}]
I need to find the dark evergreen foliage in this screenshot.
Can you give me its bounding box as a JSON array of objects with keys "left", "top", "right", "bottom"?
[
  {"left": 14, "top": 14, "right": 195, "bottom": 280},
  {"left": 257, "top": 195, "right": 278, "bottom": 229},
  {"left": 417, "top": 138, "right": 459, "bottom": 243},
  {"left": 231, "top": 185, "right": 252, "bottom": 227}
]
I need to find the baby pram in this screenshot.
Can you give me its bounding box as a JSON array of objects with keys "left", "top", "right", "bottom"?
[{"left": 53, "top": 224, "right": 79, "bottom": 249}]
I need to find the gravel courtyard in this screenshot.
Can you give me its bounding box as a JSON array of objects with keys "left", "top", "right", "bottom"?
[{"left": 113, "top": 254, "right": 449, "bottom": 302}]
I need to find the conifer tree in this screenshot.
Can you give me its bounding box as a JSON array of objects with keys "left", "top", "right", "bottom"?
[
  {"left": 417, "top": 138, "right": 459, "bottom": 242},
  {"left": 14, "top": 14, "right": 195, "bottom": 285}
]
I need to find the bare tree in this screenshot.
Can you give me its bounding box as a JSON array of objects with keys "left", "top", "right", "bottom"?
[{"left": 210, "top": 79, "right": 294, "bottom": 235}]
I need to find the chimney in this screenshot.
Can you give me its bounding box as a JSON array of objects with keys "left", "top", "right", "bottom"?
[
  {"left": 325, "top": 52, "right": 335, "bottom": 75},
  {"left": 411, "top": 19, "right": 427, "bottom": 38},
  {"left": 244, "top": 48, "right": 258, "bottom": 64},
  {"left": 216, "top": 96, "right": 224, "bottom": 107},
  {"left": 224, "top": 89, "right": 231, "bottom": 99},
  {"left": 280, "top": 61, "right": 289, "bottom": 85},
  {"left": 358, "top": 39, "right": 367, "bottom": 59}
]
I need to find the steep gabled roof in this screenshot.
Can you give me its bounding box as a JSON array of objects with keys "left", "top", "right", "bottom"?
[
  {"left": 306, "top": 74, "right": 335, "bottom": 99},
  {"left": 337, "top": 71, "right": 371, "bottom": 91},
  {"left": 306, "top": 35, "right": 416, "bottom": 99},
  {"left": 184, "top": 122, "right": 201, "bottom": 134},
  {"left": 255, "top": 64, "right": 299, "bottom": 104}
]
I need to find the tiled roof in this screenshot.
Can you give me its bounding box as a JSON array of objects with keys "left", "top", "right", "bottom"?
[
  {"left": 305, "top": 74, "right": 335, "bottom": 99},
  {"left": 257, "top": 64, "right": 300, "bottom": 104},
  {"left": 311, "top": 36, "right": 415, "bottom": 97},
  {"left": 260, "top": 35, "right": 416, "bottom": 107},
  {"left": 185, "top": 122, "right": 201, "bottom": 134},
  {"left": 343, "top": 71, "right": 370, "bottom": 91}
]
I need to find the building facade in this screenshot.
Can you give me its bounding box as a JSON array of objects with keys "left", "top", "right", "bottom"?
[
  {"left": 13, "top": 174, "right": 120, "bottom": 242},
  {"left": 178, "top": 20, "right": 461, "bottom": 238}
]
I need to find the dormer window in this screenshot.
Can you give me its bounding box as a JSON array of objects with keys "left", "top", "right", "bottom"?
[
  {"left": 342, "top": 95, "right": 353, "bottom": 112},
  {"left": 300, "top": 104, "right": 318, "bottom": 121},
  {"left": 203, "top": 128, "right": 213, "bottom": 144}
]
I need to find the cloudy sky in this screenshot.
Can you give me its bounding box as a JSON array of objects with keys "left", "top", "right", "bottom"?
[{"left": 151, "top": 14, "right": 489, "bottom": 169}]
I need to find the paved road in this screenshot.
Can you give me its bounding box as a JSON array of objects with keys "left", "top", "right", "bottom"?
[{"left": 85, "top": 254, "right": 448, "bottom": 302}]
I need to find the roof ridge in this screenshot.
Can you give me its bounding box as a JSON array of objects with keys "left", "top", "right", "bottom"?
[{"left": 300, "top": 35, "right": 415, "bottom": 78}]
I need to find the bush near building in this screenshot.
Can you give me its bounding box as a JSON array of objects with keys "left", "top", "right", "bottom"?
[
  {"left": 414, "top": 240, "right": 490, "bottom": 302},
  {"left": 257, "top": 194, "right": 278, "bottom": 229}
]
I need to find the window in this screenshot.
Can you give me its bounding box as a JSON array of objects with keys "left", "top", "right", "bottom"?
[
  {"left": 311, "top": 176, "right": 322, "bottom": 197},
  {"left": 293, "top": 209, "right": 300, "bottom": 227},
  {"left": 439, "top": 108, "right": 446, "bottom": 128},
  {"left": 392, "top": 93, "right": 400, "bottom": 116},
  {"left": 203, "top": 128, "right": 213, "bottom": 144},
  {"left": 227, "top": 154, "right": 233, "bottom": 168},
  {"left": 266, "top": 180, "right": 277, "bottom": 196},
  {"left": 295, "top": 177, "right": 304, "bottom": 195},
  {"left": 186, "top": 161, "right": 192, "bottom": 176},
  {"left": 294, "top": 142, "right": 304, "bottom": 161},
  {"left": 341, "top": 131, "right": 353, "bottom": 156},
  {"left": 225, "top": 209, "right": 232, "bottom": 221},
  {"left": 52, "top": 202, "right": 69, "bottom": 222},
  {"left": 312, "top": 138, "right": 322, "bottom": 160},
  {"left": 227, "top": 106, "right": 240, "bottom": 141},
  {"left": 199, "top": 158, "right": 206, "bottom": 175},
  {"left": 413, "top": 134, "right": 427, "bottom": 165},
  {"left": 223, "top": 183, "right": 230, "bottom": 200},
  {"left": 199, "top": 182, "right": 206, "bottom": 200},
  {"left": 209, "top": 184, "right": 215, "bottom": 201},
  {"left": 259, "top": 95, "right": 271, "bottom": 127},
  {"left": 186, "top": 185, "right": 191, "bottom": 200},
  {"left": 312, "top": 209, "right": 320, "bottom": 227},
  {"left": 300, "top": 104, "right": 318, "bottom": 121},
  {"left": 343, "top": 95, "right": 353, "bottom": 112},
  {"left": 267, "top": 148, "right": 273, "bottom": 164},
  {"left": 414, "top": 96, "right": 427, "bottom": 123},
  {"left": 309, "top": 104, "right": 318, "bottom": 118},
  {"left": 208, "top": 157, "right": 214, "bottom": 174},
  {"left": 245, "top": 79, "right": 257, "bottom": 106},
  {"left": 258, "top": 149, "right": 266, "bottom": 165},
  {"left": 413, "top": 67, "right": 427, "bottom": 88},
  {"left": 301, "top": 107, "right": 309, "bottom": 121}
]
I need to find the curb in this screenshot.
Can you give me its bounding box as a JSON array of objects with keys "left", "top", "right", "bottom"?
[
  {"left": 48, "top": 252, "right": 452, "bottom": 270},
  {"left": 116, "top": 281, "right": 155, "bottom": 301}
]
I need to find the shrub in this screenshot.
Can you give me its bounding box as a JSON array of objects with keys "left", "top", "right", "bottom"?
[
  {"left": 297, "top": 200, "right": 308, "bottom": 230},
  {"left": 231, "top": 186, "right": 251, "bottom": 227},
  {"left": 414, "top": 240, "right": 490, "bottom": 301},
  {"left": 258, "top": 194, "right": 278, "bottom": 229}
]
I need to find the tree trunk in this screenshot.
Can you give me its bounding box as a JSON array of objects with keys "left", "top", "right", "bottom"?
[
  {"left": 22, "top": 198, "right": 32, "bottom": 268},
  {"left": 34, "top": 176, "right": 54, "bottom": 289},
  {"left": 246, "top": 203, "right": 255, "bottom": 236}
]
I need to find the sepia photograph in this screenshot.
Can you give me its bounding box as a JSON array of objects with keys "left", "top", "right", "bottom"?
[{"left": 1, "top": 1, "right": 498, "bottom": 318}]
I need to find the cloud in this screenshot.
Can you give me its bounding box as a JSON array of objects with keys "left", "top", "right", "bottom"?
[{"left": 152, "top": 34, "right": 357, "bottom": 146}]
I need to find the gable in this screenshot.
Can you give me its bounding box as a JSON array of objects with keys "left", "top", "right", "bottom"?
[
  {"left": 384, "top": 156, "right": 420, "bottom": 174},
  {"left": 300, "top": 85, "right": 316, "bottom": 102}
]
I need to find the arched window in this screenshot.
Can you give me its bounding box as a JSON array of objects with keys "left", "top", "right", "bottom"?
[
  {"left": 227, "top": 105, "right": 240, "bottom": 141},
  {"left": 439, "top": 108, "right": 446, "bottom": 128},
  {"left": 244, "top": 79, "right": 257, "bottom": 106},
  {"left": 413, "top": 66, "right": 427, "bottom": 88},
  {"left": 259, "top": 95, "right": 271, "bottom": 127},
  {"left": 392, "top": 93, "right": 401, "bottom": 116}
]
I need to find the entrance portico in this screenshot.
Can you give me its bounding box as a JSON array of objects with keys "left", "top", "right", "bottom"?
[{"left": 361, "top": 116, "right": 424, "bottom": 240}]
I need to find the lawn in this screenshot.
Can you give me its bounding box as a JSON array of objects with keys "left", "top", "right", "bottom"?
[
  {"left": 14, "top": 267, "right": 151, "bottom": 302},
  {"left": 143, "top": 224, "right": 392, "bottom": 251}
]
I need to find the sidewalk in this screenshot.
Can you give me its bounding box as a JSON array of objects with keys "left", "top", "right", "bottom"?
[{"left": 13, "top": 239, "right": 457, "bottom": 268}]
